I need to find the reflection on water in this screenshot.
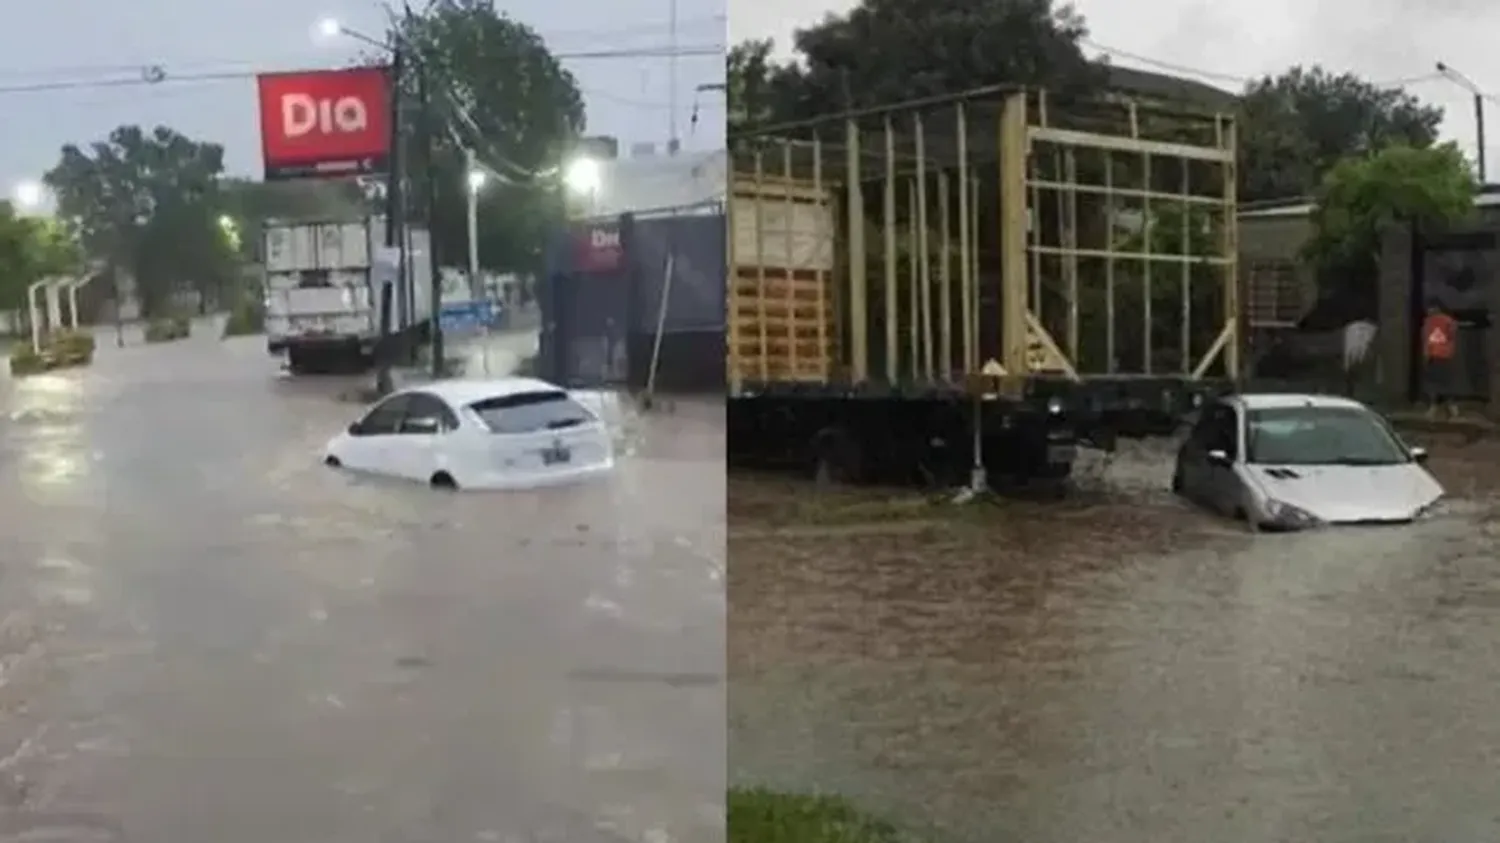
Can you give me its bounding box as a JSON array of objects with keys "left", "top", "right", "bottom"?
[
  {"left": 0, "top": 344, "right": 726, "bottom": 842},
  {"left": 730, "top": 442, "right": 1500, "bottom": 843}
]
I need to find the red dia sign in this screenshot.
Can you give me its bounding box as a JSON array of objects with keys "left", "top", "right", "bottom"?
[
  {"left": 257, "top": 67, "right": 391, "bottom": 181},
  {"left": 573, "top": 225, "right": 623, "bottom": 273}
]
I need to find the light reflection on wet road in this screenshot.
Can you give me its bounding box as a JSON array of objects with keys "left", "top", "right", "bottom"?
[
  {"left": 730, "top": 439, "right": 1500, "bottom": 843},
  {"left": 0, "top": 328, "right": 724, "bottom": 842}
]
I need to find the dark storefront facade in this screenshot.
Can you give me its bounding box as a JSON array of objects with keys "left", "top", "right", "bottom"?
[{"left": 539, "top": 210, "right": 726, "bottom": 393}]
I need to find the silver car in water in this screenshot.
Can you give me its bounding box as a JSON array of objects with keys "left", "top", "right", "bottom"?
[{"left": 1172, "top": 393, "right": 1444, "bottom": 529}]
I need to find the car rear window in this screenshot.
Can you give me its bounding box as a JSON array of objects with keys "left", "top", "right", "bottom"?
[{"left": 468, "top": 390, "right": 595, "bottom": 434}]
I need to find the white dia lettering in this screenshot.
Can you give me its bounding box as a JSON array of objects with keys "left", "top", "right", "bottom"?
[
  {"left": 590, "top": 229, "right": 620, "bottom": 249},
  {"left": 281, "top": 94, "right": 371, "bottom": 137}
]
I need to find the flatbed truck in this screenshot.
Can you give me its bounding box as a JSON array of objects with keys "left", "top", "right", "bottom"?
[{"left": 727, "top": 87, "right": 1241, "bottom": 488}]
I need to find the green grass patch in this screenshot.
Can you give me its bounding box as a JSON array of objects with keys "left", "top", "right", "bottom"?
[
  {"left": 144, "top": 315, "right": 191, "bottom": 343},
  {"left": 729, "top": 788, "right": 912, "bottom": 843}
]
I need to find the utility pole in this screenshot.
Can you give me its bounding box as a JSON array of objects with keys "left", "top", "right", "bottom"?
[
  {"left": 414, "top": 41, "right": 443, "bottom": 378},
  {"left": 375, "top": 39, "right": 405, "bottom": 396},
  {"left": 668, "top": 0, "right": 679, "bottom": 153}
]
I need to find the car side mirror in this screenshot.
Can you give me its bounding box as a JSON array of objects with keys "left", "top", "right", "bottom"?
[
  {"left": 1206, "top": 449, "right": 1232, "bottom": 467},
  {"left": 347, "top": 421, "right": 362, "bottom": 435},
  {"left": 1409, "top": 446, "right": 1429, "bottom": 464}
]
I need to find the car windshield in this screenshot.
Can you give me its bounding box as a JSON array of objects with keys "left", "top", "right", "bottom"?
[
  {"left": 469, "top": 390, "right": 595, "bottom": 434},
  {"left": 1246, "top": 405, "right": 1410, "bottom": 466}
]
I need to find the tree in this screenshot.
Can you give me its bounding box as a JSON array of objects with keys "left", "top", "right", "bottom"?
[
  {"left": 218, "top": 178, "right": 370, "bottom": 261},
  {"left": 391, "top": 0, "right": 585, "bottom": 275},
  {"left": 1303, "top": 142, "right": 1476, "bottom": 302},
  {"left": 0, "top": 204, "right": 82, "bottom": 326},
  {"left": 43, "top": 125, "right": 237, "bottom": 316},
  {"left": 727, "top": 0, "right": 1103, "bottom": 131},
  {"left": 1238, "top": 67, "right": 1445, "bottom": 203}
]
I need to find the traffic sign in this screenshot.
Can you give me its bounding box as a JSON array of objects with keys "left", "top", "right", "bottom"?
[{"left": 438, "top": 300, "right": 497, "bottom": 334}]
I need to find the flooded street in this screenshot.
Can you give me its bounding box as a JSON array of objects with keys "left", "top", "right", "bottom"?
[
  {"left": 0, "top": 327, "right": 725, "bottom": 842},
  {"left": 729, "top": 435, "right": 1500, "bottom": 842}
]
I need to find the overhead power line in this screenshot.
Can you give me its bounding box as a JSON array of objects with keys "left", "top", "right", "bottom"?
[
  {"left": 0, "top": 44, "right": 725, "bottom": 96},
  {"left": 0, "top": 16, "right": 729, "bottom": 82},
  {"left": 1080, "top": 38, "right": 1446, "bottom": 91}
]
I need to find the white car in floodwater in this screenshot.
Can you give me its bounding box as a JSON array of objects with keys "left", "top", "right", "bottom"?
[
  {"left": 1172, "top": 393, "right": 1443, "bottom": 529},
  {"left": 324, "top": 377, "right": 615, "bottom": 490}
]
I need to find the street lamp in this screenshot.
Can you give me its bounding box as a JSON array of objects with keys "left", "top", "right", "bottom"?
[
  {"left": 564, "top": 157, "right": 601, "bottom": 196},
  {"left": 465, "top": 149, "right": 485, "bottom": 304},
  {"left": 1437, "top": 61, "right": 1487, "bottom": 183},
  {"left": 13, "top": 181, "right": 44, "bottom": 211}
]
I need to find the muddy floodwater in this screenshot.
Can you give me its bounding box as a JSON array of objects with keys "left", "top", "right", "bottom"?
[
  {"left": 0, "top": 326, "right": 724, "bottom": 842},
  {"left": 729, "top": 434, "right": 1500, "bottom": 843}
]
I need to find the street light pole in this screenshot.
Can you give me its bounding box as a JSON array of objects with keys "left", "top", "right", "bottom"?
[
  {"left": 375, "top": 38, "right": 406, "bottom": 395},
  {"left": 465, "top": 148, "right": 481, "bottom": 299},
  {"left": 1437, "top": 61, "right": 1488, "bottom": 183},
  {"left": 413, "top": 46, "right": 444, "bottom": 378}
]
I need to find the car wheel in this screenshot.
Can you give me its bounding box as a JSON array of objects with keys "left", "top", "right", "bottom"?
[
  {"left": 429, "top": 471, "right": 458, "bottom": 490},
  {"left": 324, "top": 455, "right": 342, "bottom": 468}
]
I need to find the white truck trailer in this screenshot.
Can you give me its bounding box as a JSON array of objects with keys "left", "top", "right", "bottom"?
[{"left": 262, "top": 217, "right": 433, "bottom": 374}]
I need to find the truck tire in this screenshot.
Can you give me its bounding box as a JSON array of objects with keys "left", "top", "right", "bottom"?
[{"left": 811, "top": 428, "right": 863, "bottom": 487}]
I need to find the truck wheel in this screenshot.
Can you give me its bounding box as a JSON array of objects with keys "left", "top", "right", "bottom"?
[{"left": 811, "top": 428, "right": 862, "bottom": 487}]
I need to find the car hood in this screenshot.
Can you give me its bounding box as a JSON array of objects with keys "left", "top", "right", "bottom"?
[{"left": 1246, "top": 463, "right": 1443, "bottom": 523}]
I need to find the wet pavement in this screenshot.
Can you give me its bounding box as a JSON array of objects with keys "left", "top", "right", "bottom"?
[
  {"left": 0, "top": 324, "right": 725, "bottom": 841},
  {"left": 729, "top": 436, "right": 1500, "bottom": 843}
]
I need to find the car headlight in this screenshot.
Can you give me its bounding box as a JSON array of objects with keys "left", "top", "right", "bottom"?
[
  {"left": 1264, "top": 498, "right": 1321, "bottom": 527},
  {"left": 1045, "top": 396, "right": 1064, "bottom": 415}
]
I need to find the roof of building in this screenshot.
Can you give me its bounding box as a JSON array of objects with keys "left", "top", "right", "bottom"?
[
  {"left": 581, "top": 149, "right": 726, "bottom": 220},
  {"left": 1241, "top": 184, "right": 1500, "bottom": 220}
]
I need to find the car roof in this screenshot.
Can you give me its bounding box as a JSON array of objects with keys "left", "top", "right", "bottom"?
[
  {"left": 1227, "top": 393, "right": 1368, "bottom": 411},
  {"left": 404, "top": 376, "right": 565, "bottom": 406}
]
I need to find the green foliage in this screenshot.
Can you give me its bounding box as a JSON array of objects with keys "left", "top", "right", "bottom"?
[
  {"left": 0, "top": 203, "right": 82, "bottom": 311},
  {"left": 218, "top": 179, "right": 370, "bottom": 262},
  {"left": 728, "top": 788, "right": 912, "bottom": 843},
  {"left": 727, "top": 0, "right": 1101, "bottom": 132},
  {"left": 1238, "top": 67, "right": 1444, "bottom": 202},
  {"left": 1303, "top": 142, "right": 1476, "bottom": 283},
  {"left": 221, "top": 296, "right": 265, "bottom": 338},
  {"left": 726, "top": 10, "right": 1446, "bottom": 211},
  {"left": 48, "top": 329, "right": 95, "bottom": 366},
  {"left": 8, "top": 344, "right": 45, "bottom": 376},
  {"left": 43, "top": 125, "right": 237, "bottom": 318},
  {"left": 144, "top": 315, "right": 191, "bottom": 343},
  {"left": 388, "top": 0, "right": 584, "bottom": 275},
  {"left": 9, "top": 329, "right": 96, "bottom": 375}
]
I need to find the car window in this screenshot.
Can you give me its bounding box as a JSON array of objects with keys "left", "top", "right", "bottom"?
[
  {"left": 1246, "top": 405, "right": 1408, "bottom": 466},
  {"left": 354, "top": 394, "right": 412, "bottom": 436},
  {"left": 469, "top": 390, "right": 596, "bottom": 434},
  {"left": 400, "top": 392, "right": 459, "bottom": 434}
]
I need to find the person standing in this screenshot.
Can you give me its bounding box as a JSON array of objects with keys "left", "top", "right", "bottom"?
[{"left": 1422, "top": 303, "right": 1460, "bottom": 419}]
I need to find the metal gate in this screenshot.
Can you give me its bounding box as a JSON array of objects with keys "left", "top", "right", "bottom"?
[
  {"left": 542, "top": 220, "right": 631, "bottom": 388},
  {"left": 728, "top": 86, "right": 1241, "bottom": 393}
]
